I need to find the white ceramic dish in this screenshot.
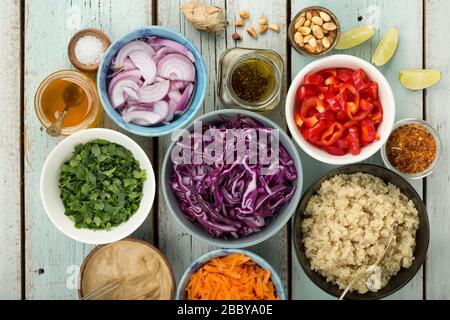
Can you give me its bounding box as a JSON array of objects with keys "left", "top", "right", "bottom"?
[
  {"left": 40, "top": 128, "right": 156, "bottom": 244},
  {"left": 286, "top": 54, "right": 396, "bottom": 165}
]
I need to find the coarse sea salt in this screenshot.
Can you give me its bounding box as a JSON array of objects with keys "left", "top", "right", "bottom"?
[{"left": 74, "top": 35, "right": 105, "bottom": 66}]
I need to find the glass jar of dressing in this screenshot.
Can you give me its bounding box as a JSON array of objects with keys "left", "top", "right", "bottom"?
[
  {"left": 218, "top": 48, "right": 284, "bottom": 112},
  {"left": 35, "top": 70, "right": 102, "bottom": 136}
]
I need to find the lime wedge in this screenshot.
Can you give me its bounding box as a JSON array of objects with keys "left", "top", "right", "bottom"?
[
  {"left": 399, "top": 70, "right": 442, "bottom": 90},
  {"left": 335, "top": 25, "right": 375, "bottom": 50},
  {"left": 372, "top": 27, "right": 399, "bottom": 66}
]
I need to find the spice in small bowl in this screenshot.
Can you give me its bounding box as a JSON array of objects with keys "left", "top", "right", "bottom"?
[
  {"left": 288, "top": 6, "right": 340, "bottom": 56},
  {"left": 68, "top": 28, "right": 111, "bottom": 72},
  {"left": 381, "top": 119, "right": 441, "bottom": 179}
]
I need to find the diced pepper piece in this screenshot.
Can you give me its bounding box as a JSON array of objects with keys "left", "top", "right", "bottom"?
[
  {"left": 321, "top": 122, "right": 345, "bottom": 146},
  {"left": 347, "top": 127, "right": 361, "bottom": 155},
  {"left": 294, "top": 114, "right": 304, "bottom": 127},
  {"left": 360, "top": 119, "right": 376, "bottom": 144},
  {"left": 304, "top": 74, "right": 325, "bottom": 86},
  {"left": 296, "top": 85, "right": 319, "bottom": 103},
  {"left": 353, "top": 69, "right": 368, "bottom": 91}
]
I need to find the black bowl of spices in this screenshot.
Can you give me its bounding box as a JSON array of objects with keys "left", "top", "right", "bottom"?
[
  {"left": 218, "top": 47, "right": 284, "bottom": 112},
  {"left": 381, "top": 119, "right": 442, "bottom": 179}
]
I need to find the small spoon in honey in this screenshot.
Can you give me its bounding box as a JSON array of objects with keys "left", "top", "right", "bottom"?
[{"left": 46, "top": 83, "right": 84, "bottom": 137}]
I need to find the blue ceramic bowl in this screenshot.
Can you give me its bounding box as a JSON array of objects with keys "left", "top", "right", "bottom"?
[
  {"left": 177, "top": 249, "right": 287, "bottom": 300},
  {"left": 97, "top": 26, "right": 207, "bottom": 137}
]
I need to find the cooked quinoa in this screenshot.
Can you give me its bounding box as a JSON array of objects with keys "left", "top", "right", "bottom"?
[{"left": 301, "top": 173, "right": 419, "bottom": 294}]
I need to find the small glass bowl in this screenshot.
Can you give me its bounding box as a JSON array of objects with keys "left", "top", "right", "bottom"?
[
  {"left": 35, "top": 70, "right": 102, "bottom": 136},
  {"left": 381, "top": 118, "right": 442, "bottom": 179},
  {"left": 218, "top": 47, "right": 284, "bottom": 112}
]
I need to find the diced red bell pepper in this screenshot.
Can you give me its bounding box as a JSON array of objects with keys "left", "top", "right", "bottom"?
[
  {"left": 368, "top": 82, "right": 378, "bottom": 100},
  {"left": 360, "top": 99, "right": 374, "bottom": 112},
  {"left": 337, "top": 69, "right": 354, "bottom": 83},
  {"left": 300, "top": 96, "right": 326, "bottom": 118},
  {"left": 302, "top": 120, "right": 328, "bottom": 141},
  {"left": 303, "top": 115, "right": 318, "bottom": 128},
  {"left": 294, "top": 114, "right": 304, "bottom": 127},
  {"left": 316, "top": 110, "right": 336, "bottom": 122},
  {"left": 370, "top": 101, "right": 383, "bottom": 124},
  {"left": 325, "top": 76, "right": 341, "bottom": 86},
  {"left": 360, "top": 119, "right": 376, "bottom": 144},
  {"left": 304, "top": 74, "right": 325, "bottom": 86},
  {"left": 347, "top": 127, "right": 361, "bottom": 155},
  {"left": 336, "top": 111, "right": 350, "bottom": 122},
  {"left": 353, "top": 69, "right": 368, "bottom": 91},
  {"left": 321, "top": 122, "right": 345, "bottom": 146},
  {"left": 325, "top": 93, "right": 341, "bottom": 112},
  {"left": 296, "top": 85, "right": 319, "bottom": 103},
  {"left": 319, "top": 86, "right": 329, "bottom": 94},
  {"left": 318, "top": 68, "right": 337, "bottom": 79},
  {"left": 336, "top": 137, "right": 349, "bottom": 150},
  {"left": 325, "top": 145, "right": 347, "bottom": 156}
]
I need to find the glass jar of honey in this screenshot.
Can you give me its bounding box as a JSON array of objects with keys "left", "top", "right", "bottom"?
[
  {"left": 218, "top": 48, "right": 284, "bottom": 112},
  {"left": 35, "top": 70, "right": 102, "bottom": 136}
]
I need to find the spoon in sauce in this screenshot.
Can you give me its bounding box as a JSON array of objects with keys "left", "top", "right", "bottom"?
[{"left": 46, "top": 83, "right": 84, "bottom": 137}]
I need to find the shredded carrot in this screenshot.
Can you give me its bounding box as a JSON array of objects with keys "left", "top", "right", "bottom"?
[{"left": 185, "top": 253, "right": 279, "bottom": 300}]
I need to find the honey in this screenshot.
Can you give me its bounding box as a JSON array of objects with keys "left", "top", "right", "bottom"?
[
  {"left": 41, "top": 79, "right": 90, "bottom": 128},
  {"left": 35, "top": 70, "right": 101, "bottom": 135}
]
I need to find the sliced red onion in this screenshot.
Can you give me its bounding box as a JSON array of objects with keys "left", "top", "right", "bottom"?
[
  {"left": 169, "top": 80, "right": 187, "bottom": 91},
  {"left": 122, "top": 86, "right": 139, "bottom": 100},
  {"left": 122, "top": 107, "right": 163, "bottom": 126},
  {"left": 109, "top": 79, "right": 140, "bottom": 108},
  {"left": 137, "top": 79, "right": 170, "bottom": 103},
  {"left": 123, "top": 58, "right": 136, "bottom": 70},
  {"left": 112, "top": 40, "right": 155, "bottom": 69},
  {"left": 146, "top": 36, "right": 163, "bottom": 51},
  {"left": 152, "top": 100, "right": 169, "bottom": 119},
  {"left": 175, "top": 83, "right": 194, "bottom": 114},
  {"left": 165, "top": 99, "right": 177, "bottom": 123},
  {"left": 152, "top": 46, "right": 178, "bottom": 64},
  {"left": 148, "top": 38, "right": 195, "bottom": 62},
  {"left": 108, "top": 69, "right": 142, "bottom": 92},
  {"left": 129, "top": 51, "right": 157, "bottom": 85},
  {"left": 157, "top": 54, "right": 195, "bottom": 82},
  {"left": 168, "top": 90, "right": 182, "bottom": 103}
]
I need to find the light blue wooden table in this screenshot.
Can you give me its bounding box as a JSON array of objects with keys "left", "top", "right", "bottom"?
[{"left": 1, "top": 0, "right": 448, "bottom": 300}]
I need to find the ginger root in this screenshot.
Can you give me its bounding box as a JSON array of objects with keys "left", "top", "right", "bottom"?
[{"left": 180, "top": 0, "right": 227, "bottom": 32}]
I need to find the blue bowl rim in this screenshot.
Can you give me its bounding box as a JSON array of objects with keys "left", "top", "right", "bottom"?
[
  {"left": 161, "top": 108, "right": 304, "bottom": 248},
  {"left": 97, "top": 26, "right": 207, "bottom": 137},
  {"left": 176, "top": 248, "right": 287, "bottom": 300}
]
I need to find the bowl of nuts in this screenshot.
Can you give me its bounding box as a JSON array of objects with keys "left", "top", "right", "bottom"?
[{"left": 289, "top": 6, "right": 341, "bottom": 56}]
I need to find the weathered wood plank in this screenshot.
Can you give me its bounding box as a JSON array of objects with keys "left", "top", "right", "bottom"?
[
  {"left": 157, "top": 0, "right": 290, "bottom": 292},
  {"left": 290, "top": 0, "right": 424, "bottom": 300},
  {"left": 24, "top": 0, "right": 152, "bottom": 299},
  {"left": 425, "top": 0, "right": 450, "bottom": 300},
  {"left": 0, "top": 0, "right": 22, "bottom": 300}
]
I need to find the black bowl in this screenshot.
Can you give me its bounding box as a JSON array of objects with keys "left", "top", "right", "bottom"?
[{"left": 293, "top": 164, "right": 430, "bottom": 300}]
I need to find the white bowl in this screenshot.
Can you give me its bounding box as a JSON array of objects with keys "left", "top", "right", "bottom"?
[
  {"left": 286, "top": 54, "right": 395, "bottom": 165},
  {"left": 40, "top": 128, "right": 156, "bottom": 244}
]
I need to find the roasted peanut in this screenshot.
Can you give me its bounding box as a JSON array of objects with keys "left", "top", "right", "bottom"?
[
  {"left": 247, "top": 27, "right": 257, "bottom": 38},
  {"left": 240, "top": 10, "right": 250, "bottom": 19}
]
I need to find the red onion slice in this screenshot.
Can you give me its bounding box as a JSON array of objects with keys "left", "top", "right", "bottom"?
[
  {"left": 152, "top": 100, "right": 169, "bottom": 119},
  {"left": 122, "top": 87, "right": 139, "bottom": 100},
  {"left": 147, "top": 38, "right": 195, "bottom": 62},
  {"left": 165, "top": 99, "right": 177, "bottom": 123},
  {"left": 123, "top": 58, "right": 136, "bottom": 70},
  {"left": 129, "top": 51, "right": 157, "bottom": 85},
  {"left": 152, "top": 46, "right": 178, "bottom": 64},
  {"left": 108, "top": 69, "right": 142, "bottom": 95},
  {"left": 137, "top": 79, "right": 170, "bottom": 103},
  {"left": 169, "top": 80, "right": 187, "bottom": 91},
  {"left": 109, "top": 79, "right": 140, "bottom": 108},
  {"left": 175, "top": 83, "right": 194, "bottom": 114},
  {"left": 157, "top": 54, "right": 196, "bottom": 82},
  {"left": 113, "top": 40, "right": 155, "bottom": 69},
  {"left": 168, "top": 90, "right": 182, "bottom": 103},
  {"left": 122, "top": 107, "right": 163, "bottom": 126}
]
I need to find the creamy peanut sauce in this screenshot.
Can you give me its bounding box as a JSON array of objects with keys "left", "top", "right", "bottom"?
[{"left": 81, "top": 240, "right": 174, "bottom": 300}]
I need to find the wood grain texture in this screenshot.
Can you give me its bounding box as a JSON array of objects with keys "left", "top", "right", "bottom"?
[
  {"left": 0, "top": 0, "right": 22, "bottom": 300},
  {"left": 290, "top": 0, "right": 424, "bottom": 300},
  {"left": 24, "top": 0, "right": 152, "bottom": 299},
  {"left": 425, "top": 0, "right": 450, "bottom": 300},
  {"left": 157, "top": 0, "right": 290, "bottom": 292}
]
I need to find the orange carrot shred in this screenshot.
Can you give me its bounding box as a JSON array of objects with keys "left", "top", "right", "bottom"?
[{"left": 185, "top": 253, "right": 279, "bottom": 300}]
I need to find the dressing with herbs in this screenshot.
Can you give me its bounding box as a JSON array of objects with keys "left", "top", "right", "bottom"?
[{"left": 231, "top": 58, "right": 276, "bottom": 103}]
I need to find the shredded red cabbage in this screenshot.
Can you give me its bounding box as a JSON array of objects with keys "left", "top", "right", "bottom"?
[{"left": 170, "top": 116, "right": 298, "bottom": 239}]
